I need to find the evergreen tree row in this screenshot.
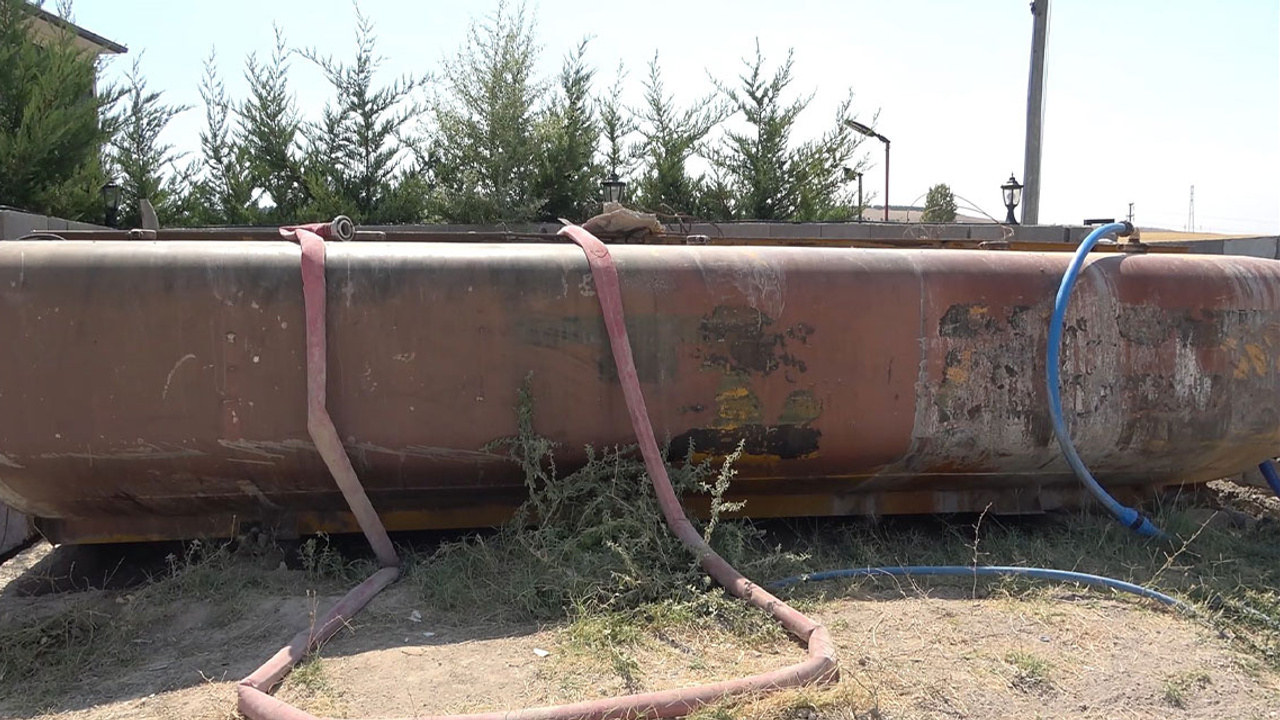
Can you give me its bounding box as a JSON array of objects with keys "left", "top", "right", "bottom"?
[{"left": 1, "top": 0, "right": 875, "bottom": 227}]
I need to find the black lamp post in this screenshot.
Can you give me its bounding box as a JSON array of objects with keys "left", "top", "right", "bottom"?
[
  {"left": 101, "top": 182, "right": 122, "bottom": 228},
  {"left": 601, "top": 172, "right": 626, "bottom": 206},
  {"left": 843, "top": 166, "right": 864, "bottom": 221},
  {"left": 845, "top": 120, "right": 889, "bottom": 221},
  {"left": 1001, "top": 174, "right": 1023, "bottom": 225}
]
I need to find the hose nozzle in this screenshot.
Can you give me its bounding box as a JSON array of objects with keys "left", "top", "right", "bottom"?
[{"left": 328, "top": 216, "right": 356, "bottom": 242}]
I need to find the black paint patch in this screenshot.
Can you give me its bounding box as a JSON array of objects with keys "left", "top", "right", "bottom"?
[
  {"left": 697, "top": 306, "right": 812, "bottom": 376},
  {"left": 939, "top": 304, "right": 997, "bottom": 338},
  {"left": 667, "top": 424, "right": 822, "bottom": 461},
  {"left": 1006, "top": 305, "right": 1036, "bottom": 331}
]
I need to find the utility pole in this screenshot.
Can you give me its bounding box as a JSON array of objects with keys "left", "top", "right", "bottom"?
[
  {"left": 1127, "top": 202, "right": 1134, "bottom": 224},
  {"left": 1187, "top": 186, "right": 1195, "bottom": 232},
  {"left": 1021, "top": 0, "right": 1050, "bottom": 225}
]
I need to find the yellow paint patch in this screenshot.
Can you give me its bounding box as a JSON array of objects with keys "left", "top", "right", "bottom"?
[
  {"left": 1233, "top": 344, "right": 1270, "bottom": 379},
  {"left": 1235, "top": 358, "right": 1251, "bottom": 380},
  {"left": 1249, "top": 343, "right": 1269, "bottom": 376},
  {"left": 1247, "top": 344, "right": 1268, "bottom": 376},
  {"left": 944, "top": 349, "right": 972, "bottom": 384},
  {"left": 711, "top": 374, "right": 762, "bottom": 430}
]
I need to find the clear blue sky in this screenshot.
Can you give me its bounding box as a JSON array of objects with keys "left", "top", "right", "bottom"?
[{"left": 71, "top": 0, "right": 1279, "bottom": 233}]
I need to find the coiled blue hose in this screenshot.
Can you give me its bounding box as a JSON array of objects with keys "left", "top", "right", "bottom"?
[
  {"left": 1047, "top": 222, "right": 1165, "bottom": 537},
  {"left": 768, "top": 565, "right": 1190, "bottom": 611},
  {"left": 1258, "top": 460, "right": 1280, "bottom": 498}
]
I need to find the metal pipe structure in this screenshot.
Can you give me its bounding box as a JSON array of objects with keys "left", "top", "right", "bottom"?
[
  {"left": 1, "top": 236, "right": 1278, "bottom": 544},
  {"left": 857, "top": 172, "right": 864, "bottom": 221},
  {"left": 8, "top": 225, "right": 1194, "bottom": 253},
  {"left": 1021, "top": 0, "right": 1050, "bottom": 225},
  {"left": 883, "top": 138, "right": 890, "bottom": 222},
  {"left": 844, "top": 120, "right": 890, "bottom": 222}
]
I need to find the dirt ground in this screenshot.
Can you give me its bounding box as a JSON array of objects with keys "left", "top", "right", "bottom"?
[{"left": 2, "top": 533, "right": 1278, "bottom": 720}]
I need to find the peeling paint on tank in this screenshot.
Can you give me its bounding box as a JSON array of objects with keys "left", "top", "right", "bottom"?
[
  {"left": 938, "top": 304, "right": 996, "bottom": 338},
  {"left": 729, "top": 257, "right": 786, "bottom": 317},
  {"left": 889, "top": 299, "right": 1058, "bottom": 475},
  {"left": 218, "top": 438, "right": 314, "bottom": 459},
  {"left": 161, "top": 353, "right": 197, "bottom": 400},
  {"left": 942, "top": 348, "right": 973, "bottom": 385},
  {"left": 0, "top": 453, "right": 25, "bottom": 469},
  {"left": 778, "top": 390, "right": 823, "bottom": 425},
  {"left": 39, "top": 442, "right": 205, "bottom": 461},
  {"left": 1234, "top": 343, "right": 1269, "bottom": 379},
  {"left": 1172, "top": 339, "right": 1214, "bottom": 410},
  {"left": 710, "top": 373, "right": 763, "bottom": 430},
  {"left": 696, "top": 305, "right": 813, "bottom": 377},
  {"left": 350, "top": 442, "right": 505, "bottom": 464}
]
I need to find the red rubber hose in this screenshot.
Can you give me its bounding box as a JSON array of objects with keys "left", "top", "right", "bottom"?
[
  {"left": 237, "top": 222, "right": 838, "bottom": 720},
  {"left": 277, "top": 221, "right": 398, "bottom": 569}
]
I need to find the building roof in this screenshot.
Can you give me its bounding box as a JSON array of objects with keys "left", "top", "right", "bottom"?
[{"left": 25, "top": 4, "right": 127, "bottom": 55}]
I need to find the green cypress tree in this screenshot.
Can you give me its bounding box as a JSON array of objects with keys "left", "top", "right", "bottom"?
[
  {"left": 708, "top": 43, "right": 808, "bottom": 220},
  {"left": 0, "top": 0, "right": 118, "bottom": 221},
  {"left": 597, "top": 63, "right": 635, "bottom": 186},
  {"left": 429, "top": 0, "right": 542, "bottom": 223},
  {"left": 633, "top": 54, "right": 725, "bottom": 216},
  {"left": 192, "top": 50, "right": 257, "bottom": 225},
  {"left": 300, "top": 7, "right": 423, "bottom": 223},
  {"left": 789, "top": 94, "right": 868, "bottom": 221},
  {"left": 533, "top": 38, "right": 600, "bottom": 221},
  {"left": 240, "top": 27, "right": 309, "bottom": 223},
  {"left": 710, "top": 42, "right": 868, "bottom": 221},
  {"left": 108, "top": 57, "right": 190, "bottom": 228}
]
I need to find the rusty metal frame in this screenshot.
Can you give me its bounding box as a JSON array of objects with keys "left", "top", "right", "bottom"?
[{"left": 12, "top": 226, "right": 1189, "bottom": 253}]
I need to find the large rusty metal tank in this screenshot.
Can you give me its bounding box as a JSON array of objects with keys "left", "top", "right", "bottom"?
[{"left": 1, "top": 236, "right": 1278, "bottom": 544}]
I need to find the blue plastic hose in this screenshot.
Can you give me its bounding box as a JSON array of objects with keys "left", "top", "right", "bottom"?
[
  {"left": 1259, "top": 460, "right": 1280, "bottom": 498},
  {"left": 1047, "top": 222, "right": 1165, "bottom": 537},
  {"left": 768, "top": 565, "right": 1191, "bottom": 611}
]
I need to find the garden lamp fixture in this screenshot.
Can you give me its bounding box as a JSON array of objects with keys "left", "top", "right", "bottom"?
[
  {"left": 1001, "top": 174, "right": 1023, "bottom": 225},
  {"left": 101, "top": 182, "right": 122, "bottom": 228},
  {"left": 602, "top": 173, "right": 626, "bottom": 205},
  {"left": 844, "top": 120, "right": 889, "bottom": 221}
]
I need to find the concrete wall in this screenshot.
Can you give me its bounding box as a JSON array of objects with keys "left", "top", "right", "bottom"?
[
  {"left": 0, "top": 208, "right": 103, "bottom": 240},
  {"left": 1171, "top": 236, "right": 1280, "bottom": 259}
]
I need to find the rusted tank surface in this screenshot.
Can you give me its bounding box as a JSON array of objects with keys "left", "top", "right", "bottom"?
[{"left": 1, "top": 241, "right": 1278, "bottom": 544}]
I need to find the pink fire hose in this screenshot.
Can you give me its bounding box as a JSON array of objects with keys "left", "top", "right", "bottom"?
[{"left": 237, "top": 221, "right": 838, "bottom": 720}]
